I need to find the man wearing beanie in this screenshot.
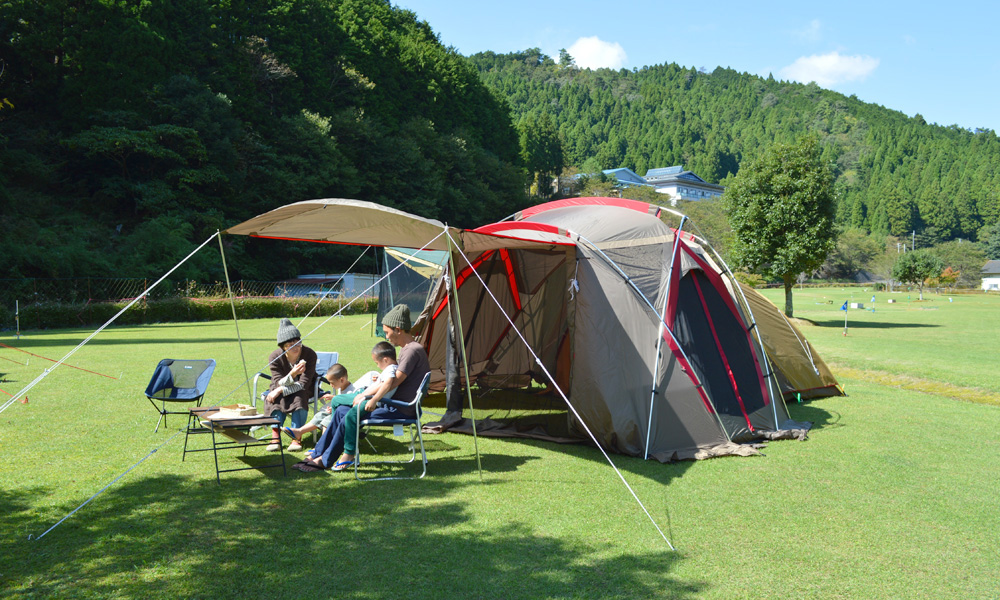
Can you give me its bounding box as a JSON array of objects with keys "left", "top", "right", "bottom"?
[
  {"left": 299, "top": 304, "right": 430, "bottom": 471},
  {"left": 265, "top": 318, "right": 318, "bottom": 452}
]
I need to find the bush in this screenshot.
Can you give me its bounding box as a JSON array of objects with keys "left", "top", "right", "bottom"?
[{"left": 11, "top": 296, "right": 379, "bottom": 330}]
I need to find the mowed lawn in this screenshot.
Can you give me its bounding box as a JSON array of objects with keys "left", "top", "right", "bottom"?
[{"left": 1, "top": 295, "right": 999, "bottom": 599}]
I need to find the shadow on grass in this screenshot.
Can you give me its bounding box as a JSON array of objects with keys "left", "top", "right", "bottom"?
[
  {"left": 787, "top": 401, "right": 842, "bottom": 432},
  {"left": 809, "top": 319, "right": 940, "bottom": 329},
  {"left": 1, "top": 472, "right": 702, "bottom": 599}
]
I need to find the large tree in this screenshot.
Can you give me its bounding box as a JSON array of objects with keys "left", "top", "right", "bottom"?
[
  {"left": 892, "top": 249, "right": 944, "bottom": 300},
  {"left": 724, "top": 136, "right": 836, "bottom": 317}
]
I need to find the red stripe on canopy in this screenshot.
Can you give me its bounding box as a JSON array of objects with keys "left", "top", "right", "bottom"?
[{"left": 515, "top": 197, "right": 660, "bottom": 220}]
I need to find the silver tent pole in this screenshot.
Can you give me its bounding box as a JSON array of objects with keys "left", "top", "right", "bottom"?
[
  {"left": 644, "top": 216, "right": 687, "bottom": 460},
  {"left": 218, "top": 231, "right": 255, "bottom": 405},
  {"left": 445, "top": 228, "right": 484, "bottom": 481},
  {"left": 574, "top": 233, "right": 732, "bottom": 440}
]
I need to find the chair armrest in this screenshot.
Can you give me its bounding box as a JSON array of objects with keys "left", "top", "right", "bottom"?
[
  {"left": 377, "top": 398, "right": 417, "bottom": 411},
  {"left": 252, "top": 372, "right": 272, "bottom": 409}
]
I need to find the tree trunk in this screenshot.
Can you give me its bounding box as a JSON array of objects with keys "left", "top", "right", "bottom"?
[{"left": 783, "top": 274, "right": 795, "bottom": 317}]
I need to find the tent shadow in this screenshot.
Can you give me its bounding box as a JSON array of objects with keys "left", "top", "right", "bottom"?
[
  {"left": 2, "top": 474, "right": 704, "bottom": 599},
  {"left": 787, "top": 401, "right": 842, "bottom": 431}
]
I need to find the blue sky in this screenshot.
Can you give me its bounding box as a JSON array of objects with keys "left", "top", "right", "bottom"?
[{"left": 396, "top": 0, "right": 999, "bottom": 132}]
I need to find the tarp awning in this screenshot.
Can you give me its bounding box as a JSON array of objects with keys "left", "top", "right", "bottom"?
[{"left": 225, "top": 198, "right": 455, "bottom": 251}]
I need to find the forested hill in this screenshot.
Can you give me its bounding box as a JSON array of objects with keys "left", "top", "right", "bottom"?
[
  {"left": 0, "top": 0, "right": 525, "bottom": 280},
  {"left": 468, "top": 50, "right": 1000, "bottom": 244}
]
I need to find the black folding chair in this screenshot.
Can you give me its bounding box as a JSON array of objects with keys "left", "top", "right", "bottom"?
[
  {"left": 144, "top": 359, "right": 217, "bottom": 432},
  {"left": 353, "top": 372, "right": 431, "bottom": 481}
]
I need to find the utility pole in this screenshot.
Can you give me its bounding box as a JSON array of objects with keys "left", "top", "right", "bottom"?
[{"left": 912, "top": 230, "right": 916, "bottom": 251}]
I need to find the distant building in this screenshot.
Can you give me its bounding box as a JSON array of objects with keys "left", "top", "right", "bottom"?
[
  {"left": 981, "top": 260, "right": 1000, "bottom": 291},
  {"left": 274, "top": 273, "right": 378, "bottom": 298},
  {"left": 643, "top": 166, "right": 725, "bottom": 206},
  {"left": 602, "top": 168, "right": 653, "bottom": 189}
]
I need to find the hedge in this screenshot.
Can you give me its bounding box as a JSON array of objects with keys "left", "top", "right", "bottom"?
[{"left": 7, "top": 296, "right": 379, "bottom": 331}]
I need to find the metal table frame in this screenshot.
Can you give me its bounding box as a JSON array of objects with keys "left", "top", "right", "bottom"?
[{"left": 183, "top": 407, "right": 287, "bottom": 483}]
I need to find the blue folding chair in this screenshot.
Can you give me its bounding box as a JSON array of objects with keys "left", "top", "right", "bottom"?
[
  {"left": 144, "top": 359, "right": 217, "bottom": 432},
  {"left": 354, "top": 372, "right": 431, "bottom": 481}
]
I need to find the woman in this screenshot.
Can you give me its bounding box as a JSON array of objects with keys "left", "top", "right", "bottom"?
[{"left": 264, "top": 318, "right": 317, "bottom": 452}]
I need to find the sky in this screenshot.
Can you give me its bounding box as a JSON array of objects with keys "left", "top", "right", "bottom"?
[{"left": 396, "top": 0, "right": 999, "bottom": 132}]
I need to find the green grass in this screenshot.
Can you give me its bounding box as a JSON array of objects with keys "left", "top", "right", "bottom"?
[{"left": 1, "top": 304, "right": 999, "bottom": 599}]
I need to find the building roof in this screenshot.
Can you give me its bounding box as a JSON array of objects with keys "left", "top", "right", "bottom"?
[
  {"left": 643, "top": 165, "right": 724, "bottom": 190},
  {"left": 982, "top": 260, "right": 1000, "bottom": 275},
  {"left": 602, "top": 168, "right": 652, "bottom": 187}
]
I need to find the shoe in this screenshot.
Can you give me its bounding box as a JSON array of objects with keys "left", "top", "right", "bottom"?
[
  {"left": 266, "top": 442, "right": 281, "bottom": 452},
  {"left": 332, "top": 458, "right": 355, "bottom": 471},
  {"left": 280, "top": 426, "right": 301, "bottom": 442},
  {"left": 288, "top": 440, "right": 303, "bottom": 452}
]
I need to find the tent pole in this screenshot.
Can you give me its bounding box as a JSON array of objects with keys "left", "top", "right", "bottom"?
[
  {"left": 445, "top": 227, "right": 483, "bottom": 481},
  {"left": 218, "top": 232, "right": 255, "bottom": 405},
  {"left": 645, "top": 216, "right": 687, "bottom": 460},
  {"left": 574, "top": 232, "right": 727, "bottom": 440},
  {"left": 699, "top": 241, "right": 787, "bottom": 429},
  {"left": 0, "top": 232, "right": 220, "bottom": 416},
  {"left": 448, "top": 236, "right": 675, "bottom": 550}
]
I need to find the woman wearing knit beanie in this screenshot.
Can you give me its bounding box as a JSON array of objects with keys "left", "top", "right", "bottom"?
[{"left": 264, "top": 318, "right": 318, "bottom": 452}]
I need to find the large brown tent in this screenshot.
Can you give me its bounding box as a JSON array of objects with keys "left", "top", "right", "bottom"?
[{"left": 228, "top": 197, "right": 839, "bottom": 462}]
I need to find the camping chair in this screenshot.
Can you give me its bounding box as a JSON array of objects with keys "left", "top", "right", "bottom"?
[
  {"left": 251, "top": 351, "right": 339, "bottom": 440},
  {"left": 144, "top": 359, "right": 217, "bottom": 432},
  {"left": 251, "top": 351, "right": 339, "bottom": 412},
  {"left": 353, "top": 371, "right": 431, "bottom": 481}
]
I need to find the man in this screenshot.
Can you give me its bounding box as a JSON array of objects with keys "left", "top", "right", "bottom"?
[{"left": 296, "top": 304, "right": 429, "bottom": 471}]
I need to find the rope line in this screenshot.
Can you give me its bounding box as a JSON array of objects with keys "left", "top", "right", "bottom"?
[
  {"left": 212, "top": 232, "right": 447, "bottom": 405},
  {"left": 0, "top": 342, "right": 117, "bottom": 380},
  {"left": 0, "top": 232, "right": 221, "bottom": 416},
  {"left": 445, "top": 230, "right": 676, "bottom": 550},
  {"left": 32, "top": 429, "right": 183, "bottom": 541}
]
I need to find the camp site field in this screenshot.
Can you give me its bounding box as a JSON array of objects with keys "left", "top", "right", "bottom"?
[{"left": 1, "top": 288, "right": 998, "bottom": 599}]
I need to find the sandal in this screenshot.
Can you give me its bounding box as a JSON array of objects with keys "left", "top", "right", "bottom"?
[
  {"left": 280, "top": 426, "right": 301, "bottom": 442},
  {"left": 332, "top": 457, "right": 355, "bottom": 471}
]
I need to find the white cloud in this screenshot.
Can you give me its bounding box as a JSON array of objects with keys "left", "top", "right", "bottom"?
[
  {"left": 794, "top": 19, "right": 822, "bottom": 42},
  {"left": 779, "top": 51, "right": 879, "bottom": 87},
  {"left": 565, "top": 36, "right": 628, "bottom": 70}
]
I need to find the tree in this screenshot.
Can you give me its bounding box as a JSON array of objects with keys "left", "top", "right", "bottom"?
[
  {"left": 931, "top": 239, "right": 986, "bottom": 287},
  {"left": 892, "top": 249, "right": 943, "bottom": 300},
  {"left": 818, "top": 228, "right": 881, "bottom": 280},
  {"left": 724, "top": 136, "right": 836, "bottom": 317},
  {"left": 518, "top": 113, "right": 564, "bottom": 197}
]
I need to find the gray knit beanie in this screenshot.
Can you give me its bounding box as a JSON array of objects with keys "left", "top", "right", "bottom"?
[
  {"left": 276, "top": 318, "right": 301, "bottom": 346},
  {"left": 382, "top": 304, "right": 412, "bottom": 331}
]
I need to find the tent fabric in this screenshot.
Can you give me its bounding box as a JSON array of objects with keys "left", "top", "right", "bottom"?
[
  {"left": 419, "top": 203, "right": 801, "bottom": 460},
  {"left": 225, "top": 198, "right": 454, "bottom": 251},
  {"left": 738, "top": 283, "right": 842, "bottom": 400},
  {"left": 226, "top": 196, "right": 839, "bottom": 461}
]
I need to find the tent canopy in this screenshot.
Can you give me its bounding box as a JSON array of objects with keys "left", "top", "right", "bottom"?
[
  {"left": 226, "top": 197, "right": 838, "bottom": 461},
  {"left": 225, "top": 198, "right": 455, "bottom": 251}
]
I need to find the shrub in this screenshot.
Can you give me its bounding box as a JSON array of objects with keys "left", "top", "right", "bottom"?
[{"left": 12, "top": 296, "right": 379, "bottom": 330}]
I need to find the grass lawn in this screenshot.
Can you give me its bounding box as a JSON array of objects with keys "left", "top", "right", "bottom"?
[{"left": 1, "top": 298, "right": 999, "bottom": 599}]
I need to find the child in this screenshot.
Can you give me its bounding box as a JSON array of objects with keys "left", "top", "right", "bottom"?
[
  {"left": 282, "top": 342, "right": 399, "bottom": 448},
  {"left": 280, "top": 363, "right": 353, "bottom": 446}
]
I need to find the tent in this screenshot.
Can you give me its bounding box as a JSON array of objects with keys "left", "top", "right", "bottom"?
[{"left": 227, "top": 197, "right": 837, "bottom": 462}]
